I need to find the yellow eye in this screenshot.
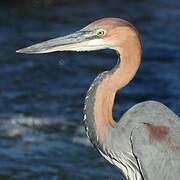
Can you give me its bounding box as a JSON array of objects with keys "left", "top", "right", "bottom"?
[{"left": 96, "top": 30, "right": 106, "bottom": 37}]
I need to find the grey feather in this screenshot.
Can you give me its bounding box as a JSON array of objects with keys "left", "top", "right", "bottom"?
[{"left": 105, "top": 101, "right": 180, "bottom": 180}]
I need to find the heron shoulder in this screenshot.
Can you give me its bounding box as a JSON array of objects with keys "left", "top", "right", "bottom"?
[
  {"left": 119, "top": 100, "right": 179, "bottom": 127},
  {"left": 130, "top": 114, "right": 180, "bottom": 180},
  {"left": 106, "top": 101, "right": 179, "bottom": 179}
]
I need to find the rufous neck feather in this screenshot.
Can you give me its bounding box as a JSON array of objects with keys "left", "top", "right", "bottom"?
[{"left": 93, "top": 36, "right": 142, "bottom": 143}]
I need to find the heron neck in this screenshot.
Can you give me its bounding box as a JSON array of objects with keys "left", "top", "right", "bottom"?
[{"left": 84, "top": 39, "right": 141, "bottom": 147}]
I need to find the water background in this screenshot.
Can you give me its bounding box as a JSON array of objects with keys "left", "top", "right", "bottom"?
[{"left": 0, "top": 0, "right": 179, "bottom": 179}]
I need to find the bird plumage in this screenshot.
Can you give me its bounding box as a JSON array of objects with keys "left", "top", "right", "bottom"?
[{"left": 17, "top": 17, "right": 180, "bottom": 180}]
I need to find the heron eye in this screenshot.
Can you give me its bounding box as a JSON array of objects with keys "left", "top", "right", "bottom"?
[{"left": 96, "top": 30, "right": 106, "bottom": 37}]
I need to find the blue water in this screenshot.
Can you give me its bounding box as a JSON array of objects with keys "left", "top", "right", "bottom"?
[{"left": 0, "top": 0, "right": 179, "bottom": 179}]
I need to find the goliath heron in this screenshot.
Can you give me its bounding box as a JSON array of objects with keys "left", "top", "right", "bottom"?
[{"left": 17, "top": 18, "right": 180, "bottom": 180}]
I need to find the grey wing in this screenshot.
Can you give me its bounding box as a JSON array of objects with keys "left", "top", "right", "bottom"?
[{"left": 131, "top": 115, "right": 180, "bottom": 180}]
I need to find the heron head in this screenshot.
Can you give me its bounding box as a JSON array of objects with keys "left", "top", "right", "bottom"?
[{"left": 16, "top": 18, "right": 140, "bottom": 54}]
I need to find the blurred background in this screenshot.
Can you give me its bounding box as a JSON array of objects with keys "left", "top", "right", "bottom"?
[{"left": 0, "top": 0, "right": 179, "bottom": 179}]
